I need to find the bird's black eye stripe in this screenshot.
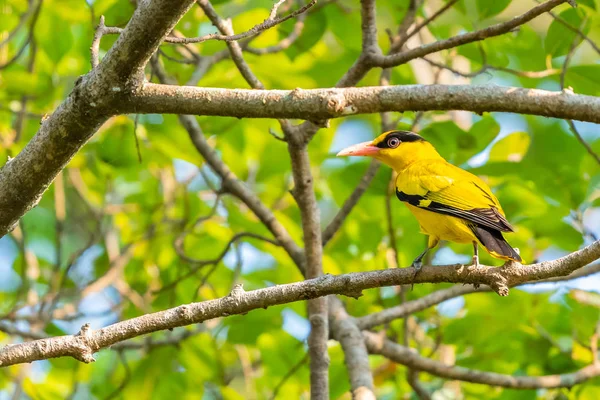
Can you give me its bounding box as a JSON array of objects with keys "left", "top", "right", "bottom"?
[{"left": 376, "top": 131, "right": 425, "bottom": 149}]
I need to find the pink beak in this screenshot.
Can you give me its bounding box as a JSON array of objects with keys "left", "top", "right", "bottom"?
[{"left": 336, "top": 141, "right": 380, "bottom": 157}]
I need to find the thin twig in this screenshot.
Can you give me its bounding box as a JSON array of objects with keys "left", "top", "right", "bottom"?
[
  {"left": 322, "top": 159, "right": 380, "bottom": 246},
  {"left": 91, "top": 0, "right": 315, "bottom": 57},
  {"left": 559, "top": 25, "right": 600, "bottom": 166},
  {"left": 375, "top": 0, "right": 570, "bottom": 68},
  {"left": 270, "top": 354, "right": 309, "bottom": 400}
]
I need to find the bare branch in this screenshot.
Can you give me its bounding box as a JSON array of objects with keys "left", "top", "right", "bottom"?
[
  {"left": 196, "top": 0, "right": 266, "bottom": 89},
  {"left": 132, "top": 83, "right": 600, "bottom": 124},
  {"left": 567, "top": 120, "right": 600, "bottom": 166},
  {"left": 1, "top": 241, "right": 598, "bottom": 367},
  {"left": 270, "top": 354, "right": 310, "bottom": 399},
  {"left": 374, "top": 0, "right": 570, "bottom": 68},
  {"left": 160, "top": 232, "right": 279, "bottom": 293},
  {"left": 402, "top": 0, "right": 459, "bottom": 45},
  {"left": 545, "top": 8, "right": 600, "bottom": 56},
  {"left": 90, "top": 16, "right": 122, "bottom": 68},
  {"left": 246, "top": 12, "right": 307, "bottom": 55},
  {"left": 285, "top": 126, "right": 330, "bottom": 398},
  {"left": 94, "top": 0, "right": 315, "bottom": 48},
  {"left": 558, "top": 28, "right": 600, "bottom": 166},
  {"left": 329, "top": 297, "right": 376, "bottom": 400},
  {"left": 357, "top": 262, "right": 600, "bottom": 330},
  {"left": 168, "top": 0, "right": 316, "bottom": 44},
  {"left": 422, "top": 56, "right": 561, "bottom": 79},
  {"left": 364, "top": 331, "right": 600, "bottom": 389},
  {"left": 336, "top": 0, "right": 382, "bottom": 88}
]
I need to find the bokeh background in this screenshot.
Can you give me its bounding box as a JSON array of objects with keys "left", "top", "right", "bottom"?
[{"left": 1, "top": 0, "right": 600, "bottom": 398}]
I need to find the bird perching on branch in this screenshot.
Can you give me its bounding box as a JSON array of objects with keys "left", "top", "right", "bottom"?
[{"left": 337, "top": 130, "right": 521, "bottom": 270}]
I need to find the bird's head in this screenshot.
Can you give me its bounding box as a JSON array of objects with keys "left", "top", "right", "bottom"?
[{"left": 337, "top": 130, "right": 437, "bottom": 171}]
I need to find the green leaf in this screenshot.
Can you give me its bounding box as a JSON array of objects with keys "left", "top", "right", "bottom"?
[
  {"left": 225, "top": 307, "right": 283, "bottom": 344},
  {"left": 285, "top": 9, "right": 327, "bottom": 60},
  {"left": 565, "top": 65, "right": 600, "bottom": 96},
  {"left": 36, "top": 8, "right": 74, "bottom": 65},
  {"left": 545, "top": 8, "right": 590, "bottom": 57},
  {"left": 96, "top": 119, "right": 141, "bottom": 168},
  {"left": 457, "top": 0, "right": 512, "bottom": 21},
  {"left": 489, "top": 132, "right": 531, "bottom": 163},
  {"left": 476, "top": 0, "right": 511, "bottom": 19},
  {"left": 578, "top": 0, "right": 596, "bottom": 9}
]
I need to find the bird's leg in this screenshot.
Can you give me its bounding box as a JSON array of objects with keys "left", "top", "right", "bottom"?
[
  {"left": 411, "top": 247, "right": 429, "bottom": 271},
  {"left": 410, "top": 247, "right": 430, "bottom": 289},
  {"left": 472, "top": 241, "right": 479, "bottom": 267}
]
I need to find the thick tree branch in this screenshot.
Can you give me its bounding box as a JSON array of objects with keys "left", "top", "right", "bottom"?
[
  {"left": 131, "top": 83, "right": 600, "bottom": 124},
  {"left": 1, "top": 241, "right": 598, "bottom": 367},
  {"left": 364, "top": 331, "right": 600, "bottom": 389}
]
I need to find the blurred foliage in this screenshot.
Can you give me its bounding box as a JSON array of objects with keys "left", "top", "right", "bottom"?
[{"left": 1, "top": 0, "right": 600, "bottom": 399}]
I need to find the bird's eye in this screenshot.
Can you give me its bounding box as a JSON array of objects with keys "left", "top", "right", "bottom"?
[{"left": 387, "top": 137, "right": 400, "bottom": 148}]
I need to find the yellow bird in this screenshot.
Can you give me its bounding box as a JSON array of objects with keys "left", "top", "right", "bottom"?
[{"left": 337, "top": 130, "right": 521, "bottom": 270}]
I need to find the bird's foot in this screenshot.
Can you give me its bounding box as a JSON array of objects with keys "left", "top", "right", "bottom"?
[
  {"left": 471, "top": 255, "right": 479, "bottom": 267},
  {"left": 409, "top": 260, "right": 423, "bottom": 290},
  {"left": 411, "top": 260, "right": 423, "bottom": 271}
]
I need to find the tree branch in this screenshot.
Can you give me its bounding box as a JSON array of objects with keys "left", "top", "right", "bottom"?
[
  {"left": 92, "top": 0, "right": 315, "bottom": 47},
  {"left": 196, "top": 0, "right": 266, "bottom": 89},
  {"left": 131, "top": 83, "right": 600, "bottom": 124},
  {"left": 364, "top": 331, "right": 600, "bottom": 389},
  {"left": 329, "top": 297, "right": 376, "bottom": 400},
  {"left": 335, "top": 0, "right": 382, "bottom": 88},
  {"left": 1, "top": 241, "right": 598, "bottom": 367},
  {"left": 356, "top": 261, "right": 600, "bottom": 330},
  {"left": 373, "top": 0, "right": 571, "bottom": 68},
  {"left": 285, "top": 126, "right": 330, "bottom": 399}
]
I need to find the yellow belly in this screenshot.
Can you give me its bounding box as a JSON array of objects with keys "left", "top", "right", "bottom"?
[{"left": 406, "top": 204, "right": 476, "bottom": 244}]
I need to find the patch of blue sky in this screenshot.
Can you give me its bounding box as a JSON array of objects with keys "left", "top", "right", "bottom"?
[
  {"left": 68, "top": 244, "right": 104, "bottom": 288},
  {"left": 437, "top": 296, "right": 466, "bottom": 318},
  {"left": 54, "top": 288, "right": 120, "bottom": 333},
  {"left": 28, "top": 237, "right": 56, "bottom": 265},
  {"left": 282, "top": 308, "right": 310, "bottom": 342},
  {"left": 0, "top": 236, "right": 20, "bottom": 291},
  {"left": 29, "top": 360, "right": 50, "bottom": 383},
  {"left": 325, "top": 120, "right": 375, "bottom": 169},
  {"left": 222, "top": 242, "right": 275, "bottom": 274},
  {"left": 433, "top": 246, "right": 470, "bottom": 266},
  {"left": 173, "top": 158, "right": 199, "bottom": 183}
]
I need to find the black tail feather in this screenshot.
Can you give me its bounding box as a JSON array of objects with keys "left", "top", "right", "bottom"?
[{"left": 471, "top": 225, "right": 522, "bottom": 262}]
